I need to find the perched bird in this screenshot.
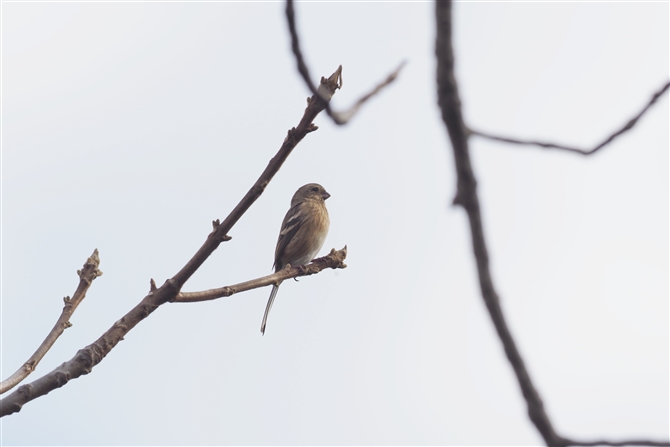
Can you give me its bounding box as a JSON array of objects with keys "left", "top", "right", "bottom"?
[{"left": 261, "top": 183, "right": 331, "bottom": 335}]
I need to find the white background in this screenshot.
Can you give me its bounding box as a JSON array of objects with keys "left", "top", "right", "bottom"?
[{"left": 2, "top": 1, "right": 668, "bottom": 445}]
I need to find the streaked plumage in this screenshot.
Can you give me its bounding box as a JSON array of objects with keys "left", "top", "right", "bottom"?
[{"left": 261, "top": 183, "right": 331, "bottom": 335}]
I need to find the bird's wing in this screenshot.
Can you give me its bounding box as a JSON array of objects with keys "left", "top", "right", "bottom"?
[{"left": 273, "top": 202, "right": 305, "bottom": 271}]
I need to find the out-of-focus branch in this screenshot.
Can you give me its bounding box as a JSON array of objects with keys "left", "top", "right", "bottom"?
[
  {"left": 435, "top": 2, "right": 562, "bottom": 446},
  {"left": 174, "top": 246, "right": 347, "bottom": 303},
  {"left": 286, "top": 0, "right": 404, "bottom": 125},
  {"left": 437, "top": 3, "right": 669, "bottom": 446},
  {"left": 469, "top": 80, "right": 670, "bottom": 155},
  {"left": 0, "top": 68, "right": 343, "bottom": 418},
  {"left": 562, "top": 438, "right": 670, "bottom": 447},
  {"left": 0, "top": 250, "right": 102, "bottom": 395}
]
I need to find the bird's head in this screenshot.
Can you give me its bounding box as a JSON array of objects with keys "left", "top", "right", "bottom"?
[{"left": 291, "top": 183, "right": 330, "bottom": 206}]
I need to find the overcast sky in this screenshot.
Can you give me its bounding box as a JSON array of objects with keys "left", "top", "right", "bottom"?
[{"left": 2, "top": 1, "right": 668, "bottom": 445}]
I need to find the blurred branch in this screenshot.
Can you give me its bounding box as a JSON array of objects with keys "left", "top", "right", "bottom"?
[
  {"left": 435, "top": 1, "right": 562, "bottom": 445},
  {"left": 0, "top": 68, "right": 343, "bottom": 418},
  {"left": 437, "top": 2, "right": 669, "bottom": 446},
  {"left": 174, "top": 246, "right": 347, "bottom": 303},
  {"left": 0, "top": 250, "right": 102, "bottom": 395},
  {"left": 469, "top": 80, "right": 670, "bottom": 155},
  {"left": 286, "top": 0, "right": 404, "bottom": 125},
  {"left": 563, "top": 438, "right": 670, "bottom": 447}
]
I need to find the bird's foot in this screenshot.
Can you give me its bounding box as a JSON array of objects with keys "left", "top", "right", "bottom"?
[{"left": 293, "top": 264, "right": 308, "bottom": 281}]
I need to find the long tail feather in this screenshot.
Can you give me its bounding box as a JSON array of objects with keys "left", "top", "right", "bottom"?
[{"left": 261, "top": 284, "right": 280, "bottom": 335}]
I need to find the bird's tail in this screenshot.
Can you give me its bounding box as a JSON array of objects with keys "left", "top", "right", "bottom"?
[{"left": 261, "top": 284, "right": 280, "bottom": 335}]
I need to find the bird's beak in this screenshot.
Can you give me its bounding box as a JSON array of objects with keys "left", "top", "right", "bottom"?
[{"left": 321, "top": 191, "right": 331, "bottom": 200}]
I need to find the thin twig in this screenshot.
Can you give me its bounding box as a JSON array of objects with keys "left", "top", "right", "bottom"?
[
  {"left": 562, "top": 438, "right": 670, "bottom": 447},
  {"left": 0, "top": 250, "right": 102, "bottom": 395},
  {"left": 469, "top": 80, "right": 670, "bottom": 155},
  {"left": 174, "top": 246, "right": 347, "bottom": 303},
  {"left": 286, "top": 0, "right": 404, "bottom": 125},
  {"left": 435, "top": 2, "right": 562, "bottom": 445},
  {"left": 0, "top": 68, "right": 343, "bottom": 418}
]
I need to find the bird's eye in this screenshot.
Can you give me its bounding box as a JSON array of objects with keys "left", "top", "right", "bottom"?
[{"left": 311, "top": 187, "right": 319, "bottom": 192}]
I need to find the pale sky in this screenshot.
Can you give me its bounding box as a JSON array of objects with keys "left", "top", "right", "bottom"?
[{"left": 2, "top": 1, "right": 668, "bottom": 445}]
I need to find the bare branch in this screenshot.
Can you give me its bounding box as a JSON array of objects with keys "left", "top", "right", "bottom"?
[
  {"left": 469, "top": 80, "right": 670, "bottom": 155},
  {"left": 435, "top": 2, "right": 562, "bottom": 446},
  {"left": 437, "top": 3, "right": 668, "bottom": 446},
  {"left": 0, "top": 69, "right": 342, "bottom": 418},
  {"left": 0, "top": 249, "right": 102, "bottom": 395},
  {"left": 286, "top": 0, "right": 404, "bottom": 125},
  {"left": 174, "top": 246, "right": 347, "bottom": 303},
  {"left": 562, "top": 438, "right": 670, "bottom": 447}
]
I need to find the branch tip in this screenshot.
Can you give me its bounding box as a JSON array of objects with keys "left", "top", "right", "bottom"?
[
  {"left": 286, "top": 0, "right": 400, "bottom": 125},
  {"left": 329, "top": 61, "right": 405, "bottom": 125},
  {"left": 323, "top": 65, "right": 343, "bottom": 91},
  {"left": 87, "top": 249, "right": 100, "bottom": 266}
]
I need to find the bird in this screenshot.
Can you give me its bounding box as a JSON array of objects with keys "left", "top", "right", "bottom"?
[{"left": 260, "top": 183, "right": 331, "bottom": 335}]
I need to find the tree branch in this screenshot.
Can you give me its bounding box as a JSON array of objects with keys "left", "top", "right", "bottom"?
[
  {"left": 469, "top": 80, "right": 670, "bottom": 155},
  {"left": 286, "top": 0, "right": 404, "bottom": 125},
  {"left": 174, "top": 246, "right": 347, "bottom": 303},
  {"left": 562, "top": 438, "right": 670, "bottom": 447},
  {"left": 437, "top": 3, "right": 669, "bottom": 446},
  {"left": 0, "top": 249, "right": 102, "bottom": 395},
  {"left": 435, "top": 2, "right": 562, "bottom": 445},
  {"left": 0, "top": 68, "right": 342, "bottom": 418}
]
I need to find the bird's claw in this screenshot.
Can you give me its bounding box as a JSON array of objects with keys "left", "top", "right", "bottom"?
[{"left": 293, "top": 264, "right": 308, "bottom": 281}]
